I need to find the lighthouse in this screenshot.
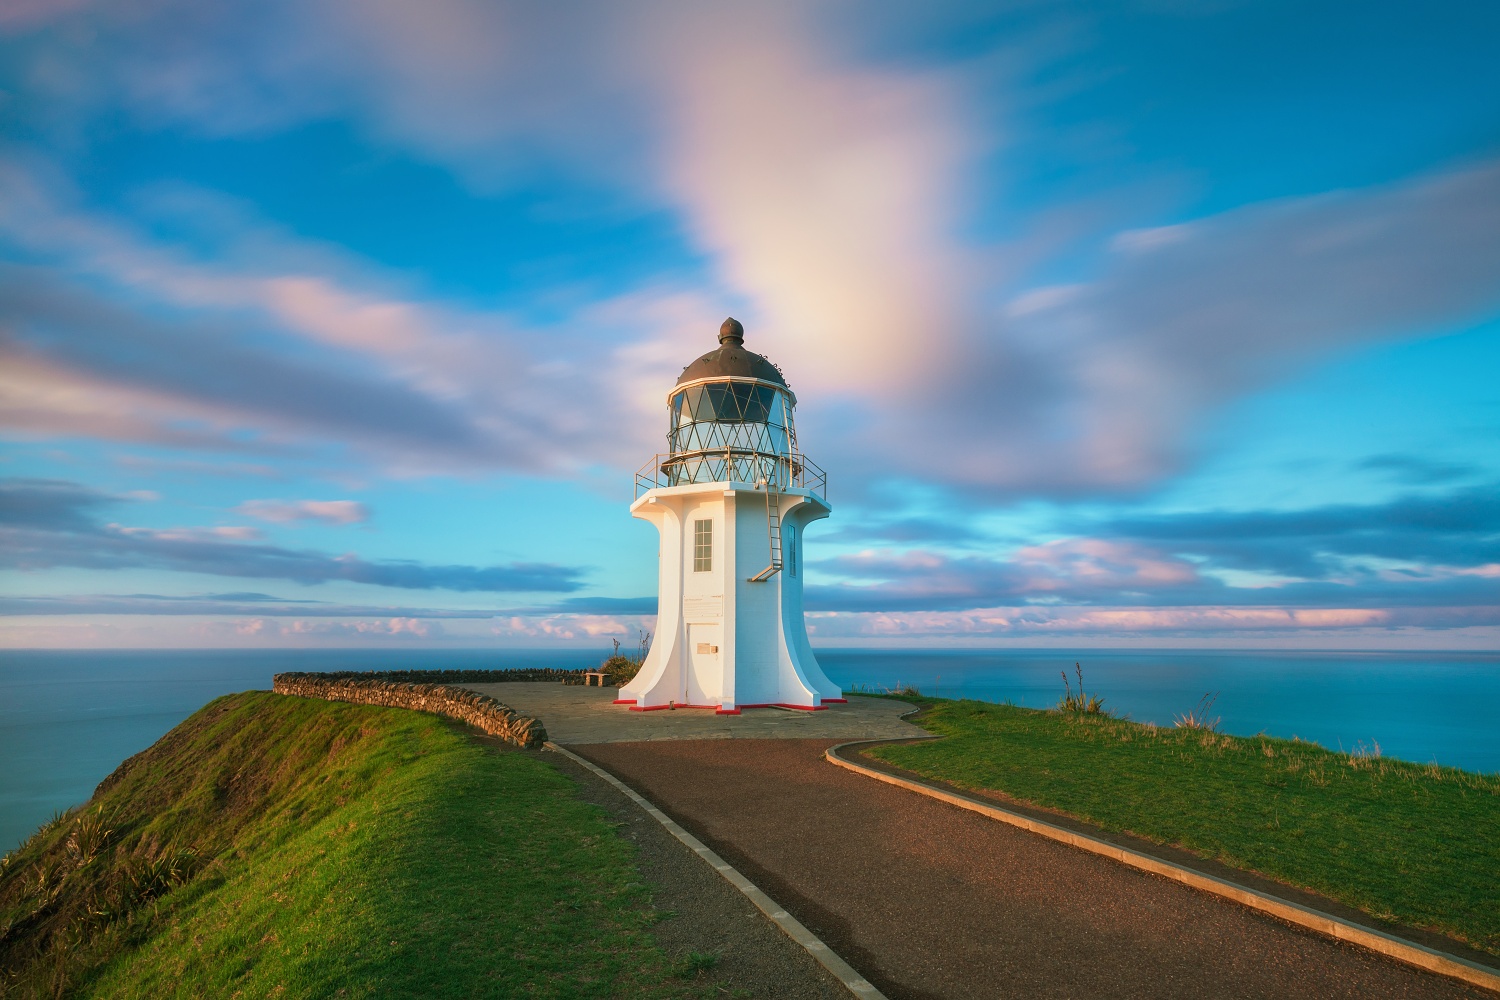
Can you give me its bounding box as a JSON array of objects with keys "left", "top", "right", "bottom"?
[{"left": 616, "top": 318, "right": 843, "bottom": 714}]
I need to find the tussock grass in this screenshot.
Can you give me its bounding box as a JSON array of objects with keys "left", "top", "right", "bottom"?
[
  {"left": 0, "top": 691, "right": 708, "bottom": 999},
  {"left": 848, "top": 682, "right": 922, "bottom": 698},
  {"left": 872, "top": 698, "right": 1500, "bottom": 957},
  {"left": 1173, "top": 691, "right": 1222, "bottom": 732},
  {"left": 1057, "top": 663, "right": 1107, "bottom": 715}
]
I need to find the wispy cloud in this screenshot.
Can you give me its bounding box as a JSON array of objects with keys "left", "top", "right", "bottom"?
[
  {"left": 0, "top": 592, "right": 498, "bottom": 617},
  {"left": 0, "top": 160, "right": 680, "bottom": 475},
  {"left": 6, "top": 5, "right": 1500, "bottom": 500},
  {"left": 1098, "top": 482, "right": 1500, "bottom": 578},
  {"left": 3, "top": 1, "right": 1500, "bottom": 648},
  {"left": 804, "top": 484, "right": 1500, "bottom": 613},
  {"left": 818, "top": 517, "right": 990, "bottom": 546},
  {"left": 1355, "top": 453, "right": 1478, "bottom": 486},
  {"left": 237, "top": 499, "right": 369, "bottom": 525},
  {"left": 1, "top": 478, "right": 584, "bottom": 592},
  {"left": 884, "top": 158, "right": 1500, "bottom": 495},
  {"left": 805, "top": 604, "right": 1500, "bottom": 642},
  {"left": 808, "top": 542, "right": 1218, "bottom": 612}
]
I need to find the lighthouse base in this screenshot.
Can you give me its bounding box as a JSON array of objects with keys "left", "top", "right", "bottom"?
[{"left": 617, "top": 481, "right": 840, "bottom": 712}]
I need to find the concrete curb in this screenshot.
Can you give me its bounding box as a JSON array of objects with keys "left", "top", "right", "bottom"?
[
  {"left": 826, "top": 739, "right": 1500, "bottom": 996},
  {"left": 545, "top": 742, "right": 887, "bottom": 1000}
]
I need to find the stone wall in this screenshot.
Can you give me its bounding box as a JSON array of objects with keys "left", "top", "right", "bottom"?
[
  {"left": 273, "top": 673, "right": 548, "bottom": 748},
  {"left": 283, "top": 667, "right": 588, "bottom": 685}
]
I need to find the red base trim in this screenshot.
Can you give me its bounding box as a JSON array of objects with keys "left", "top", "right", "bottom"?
[
  {"left": 823, "top": 697, "right": 848, "bottom": 703},
  {"left": 621, "top": 700, "right": 838, "bottom": 713},
  {"left": 612, "top": 698, "right": 637, "bottom": 705}
]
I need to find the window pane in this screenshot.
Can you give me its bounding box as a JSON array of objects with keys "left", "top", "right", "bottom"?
[{"left": 693, "top": 518, "right": 713, "bottom": 572}]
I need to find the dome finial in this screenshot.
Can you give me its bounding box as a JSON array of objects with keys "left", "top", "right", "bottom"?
[{"left": 719, "top": 317, "right": 744, "bottom": 347}]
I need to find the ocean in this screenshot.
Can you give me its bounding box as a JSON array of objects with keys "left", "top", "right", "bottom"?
[{"left": 3, "top": 647, "right": 1497, "bottom": 854}]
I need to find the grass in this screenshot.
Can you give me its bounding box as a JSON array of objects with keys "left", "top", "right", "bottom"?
[
  {"left": 869, "top": 697, "right": 1500, "bottom": 958},
  {"left": 671, "top": 951, "right": 721, "bottom": 979},
  {"left": 0, "top": 691, "right": 711, "bottom": 999}
]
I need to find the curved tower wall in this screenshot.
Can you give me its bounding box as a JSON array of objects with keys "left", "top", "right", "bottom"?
[
  {"left": 616, "top": 319, "right": 840, "bottom": 713},
  {"left": 617, "top": 484, "right": 839, "bottom": 712}
]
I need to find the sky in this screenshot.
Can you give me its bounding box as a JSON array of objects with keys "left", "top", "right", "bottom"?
[{"left": 1, "top": 0, "right": 1497, "bottom": 650}]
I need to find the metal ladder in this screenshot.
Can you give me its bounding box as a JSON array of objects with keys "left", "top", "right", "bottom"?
[{"left": 748, "top": 486, "right": 783, "bottom": 582}]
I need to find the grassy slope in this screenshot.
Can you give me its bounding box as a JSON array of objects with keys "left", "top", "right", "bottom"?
[
  {"left": 870, "top": 699, "right": 1500, "bottom": 958},
  {"left": 1, "top": 691, "right": 702, "bottom": 999}
]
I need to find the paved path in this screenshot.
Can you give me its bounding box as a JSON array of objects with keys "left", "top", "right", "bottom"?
[
  {"left": 574, "top": 738, "right": 1494, "bottom": 1000},
  {"left": 464, "top": 683, "right": 926, "bottom": 744},
  {"left": 533, "top": 742, "right": 848, "bottom": 999}
]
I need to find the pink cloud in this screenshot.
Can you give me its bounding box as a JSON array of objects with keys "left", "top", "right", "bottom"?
[
  {"left": 115, "top": 524, "right": 263, "bottom": 542},
  {"left": 1010, "top": 538, "right": 1200, "bottom": 590},
  {"left": 236, "top": 499, "right": 369, "bottom": 525},
  {"left": 806, "top": 604, "right": 1500, "bottom": 641}
]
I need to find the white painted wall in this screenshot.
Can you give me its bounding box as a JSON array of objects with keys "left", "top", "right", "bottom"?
[{"left": 617, "top": 481, "right": 838, "bottom": 712}]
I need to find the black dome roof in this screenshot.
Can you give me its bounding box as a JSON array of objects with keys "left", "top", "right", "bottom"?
[{"left": 676, "top": 317, "right": 787, "bottom": 388}]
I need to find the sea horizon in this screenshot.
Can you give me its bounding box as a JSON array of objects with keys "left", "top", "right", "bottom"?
[{"left": 3, "top": 645, "right": 1498, "bottom": 854}]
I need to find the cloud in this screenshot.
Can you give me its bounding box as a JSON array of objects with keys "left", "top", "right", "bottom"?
[
  {"left": 518, "top": 596, "right": 660, "bottom": 616},
  {"left": 866, "top": 158, "right": 1500, "bottom": 496},
  {"left": 641, "top": 5, "right": 980, "bottom": 394},
  {"left": 237, "top": 499, "right": 370, "bottom": 525},
  {"left": 1109, "top": 224, "right": 1194, "bottom": 254},
  {"left": 2, "top": 4, "right": 989, "bottom": 474},
  {"left": 492, "top": 614, "right": 649, "bottom": 642},
  {"left": 818, "top": 517, "right": 989, "bottom": 546},
  {"left": 803, "top": 484, "right": 1500, "bottom": 613},
  {"left": 0, "top": 478, "right": 584, "bottom": 592},
  {"left": 5, "top": 1, "right": 1500, "bottom": 505},
  {"left": 0, "top": 261, "right": 488, "bottom": 460},
  {"left": 0, "top": 591, "right": 660, "bottom": 621},
  {"left": 257, "top": 3, "right": 1500, "bottom": 496},
  {"left": 804, "top": 604, "right": 1500, "bottom": 641},
  {"left": 0, "top": 476, "right": 110, "bottom": 532},
  {"left": 118, "top": 525, "right": 263, "bottom": 542},
  {"left": 112, "top": 455, "right": 285, "bottom": 479},
  {"left": 0, "top": 592, "right": 495, "bottom": 617},
  {"left": 808, "top": 540, "right": 1219, "bottom": 612},
  {"left": 1355, "top": 453, "right": 1478, "bottom": 485},
  {"left": 1099, "top": 482, "right": 1500, "bottom": 578},
  {"left": 0, "top": 160, "right": 679, "bottom": 475}
]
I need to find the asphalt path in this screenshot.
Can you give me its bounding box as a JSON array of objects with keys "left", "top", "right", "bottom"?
[{"left": 574, "top": 738, "right": 1494, "bottom": 1000}]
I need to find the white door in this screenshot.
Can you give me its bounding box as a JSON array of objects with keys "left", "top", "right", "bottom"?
[{"left": 686, "top": 624, "right": 720, "bottom": 706}]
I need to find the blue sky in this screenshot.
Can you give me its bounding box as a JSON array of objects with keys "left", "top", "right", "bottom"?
[{"left": 1, "top": 0, "right": 1497, "bottom": 648}]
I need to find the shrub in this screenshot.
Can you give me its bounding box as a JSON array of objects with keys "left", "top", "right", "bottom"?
[
  {"left": 1057, "top": 663, "right": 1107, "bottom": 715},
  {"left": 601, "top": 630, "right": 652, "bottom": 686}
]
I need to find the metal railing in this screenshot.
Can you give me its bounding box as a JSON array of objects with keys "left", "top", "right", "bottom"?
[{"left": 635, "top": 449, "right": 826, "bottom": 501}]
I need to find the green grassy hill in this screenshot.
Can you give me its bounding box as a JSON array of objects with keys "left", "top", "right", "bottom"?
[{"left": 0, "top": 691, "right": 703, "bottom": 999}]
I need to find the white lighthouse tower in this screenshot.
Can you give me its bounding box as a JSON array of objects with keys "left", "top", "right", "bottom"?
[{"left": 616, "top": 318, "right": 843, "bottom": 714}]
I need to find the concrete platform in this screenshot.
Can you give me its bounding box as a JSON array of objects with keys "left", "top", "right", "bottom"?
[{"left": 461, "top": 682, "right": 926, "bottom": 745}]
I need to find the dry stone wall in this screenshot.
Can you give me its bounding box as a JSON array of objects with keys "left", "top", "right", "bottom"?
[
  {"left": 283, "top": 667, "right": 588, "bottom": 685},
  {"left": 273, "top": 673, "right": 548, "bottom": 748}
]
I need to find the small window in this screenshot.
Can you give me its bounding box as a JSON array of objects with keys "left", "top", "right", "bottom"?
[
  {"left": 786, "top": 526, "right": 796, "bottom": 576},
  {"left": 693, "top": 519, "right": 712, "bottom": 572}
]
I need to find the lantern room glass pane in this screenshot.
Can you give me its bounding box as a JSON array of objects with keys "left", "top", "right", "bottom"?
[{"left": 665, "top": 380, "right": 798, "bottom": 486}]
